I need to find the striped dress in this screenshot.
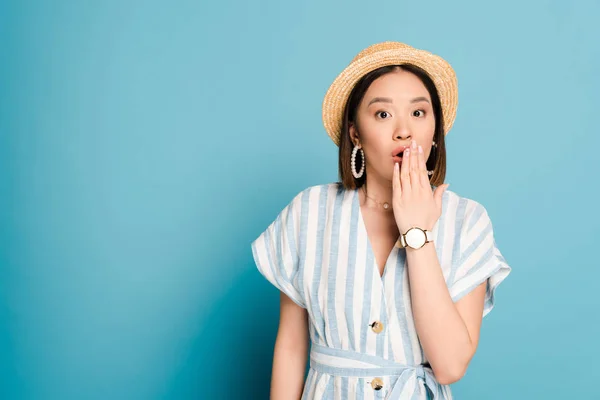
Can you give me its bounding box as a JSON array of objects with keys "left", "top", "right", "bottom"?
[{"left": 251, "top": 182, "right": 511, "bottom": 400}]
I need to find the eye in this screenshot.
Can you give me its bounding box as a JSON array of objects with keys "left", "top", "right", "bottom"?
[
  {"left": 376, "top": 111, "right": 391, "bottom": 119},
  {"left": 413, "top": 110, "right": 426, "bottom": 117}
]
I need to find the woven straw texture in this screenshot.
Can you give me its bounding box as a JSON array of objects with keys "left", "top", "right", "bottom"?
[{"left": 322, "top": 41, "right": 458, "bottom": 146}]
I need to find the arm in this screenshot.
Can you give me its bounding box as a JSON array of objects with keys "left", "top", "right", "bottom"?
[
  {"left": 392, "top": 141, "right": 487, "bottom": 385},
  {"left": 406, "top": 244, "right": 486, "bottom": 385},
  {"left": 270, "top": 292, "right": 309, "bottom": 399}
]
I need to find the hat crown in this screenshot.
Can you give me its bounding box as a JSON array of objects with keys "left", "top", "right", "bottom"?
[{"left": 352, "top": 41, "right": 414, "bottom": 62}]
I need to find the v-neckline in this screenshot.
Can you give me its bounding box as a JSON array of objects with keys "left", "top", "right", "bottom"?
[{"left": 354, "top": 189, "right": 400, "bottom": 280}]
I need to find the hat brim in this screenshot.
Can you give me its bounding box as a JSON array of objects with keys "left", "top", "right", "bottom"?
[{"left": 322, "top": 47, "right": 458, "bottom": 146}]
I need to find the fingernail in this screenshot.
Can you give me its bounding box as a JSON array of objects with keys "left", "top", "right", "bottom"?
[
  {"left": 412, "top": 140, "right": 417, "bottom": 149},
  {"left": 418, "top": 145, "right": 423, "bottom": 153}
]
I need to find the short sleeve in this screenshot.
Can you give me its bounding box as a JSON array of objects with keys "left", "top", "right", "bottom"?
[
  {"left": 449, "top": 201, "right": 511, "bottom": 317},
  {"left": 251, "top": 192, "right": 306, "bottom": 309}
]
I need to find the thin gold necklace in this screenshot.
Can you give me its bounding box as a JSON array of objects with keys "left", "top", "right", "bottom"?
[{"left": 361, "top": 186, "right": 392, "bottom": 211}]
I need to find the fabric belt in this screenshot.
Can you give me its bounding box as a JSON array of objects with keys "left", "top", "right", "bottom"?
[{"left": 310, "top": 343, "right": 440, "bottom": 399}]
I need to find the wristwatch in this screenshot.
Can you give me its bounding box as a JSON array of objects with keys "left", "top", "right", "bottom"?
[{"left": 396, "top": 227, "right": 434, "bottom": 250}]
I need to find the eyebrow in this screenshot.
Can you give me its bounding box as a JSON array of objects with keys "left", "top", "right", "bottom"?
[{"left": 367, "top": 96, "right": 431, "bottom": 106}]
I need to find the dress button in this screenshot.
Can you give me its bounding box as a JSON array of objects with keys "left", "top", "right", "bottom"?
[
  {"left": 371, "top": 377, "right": 384, "bottom": 390},
  {"left": 370, "top": 320, "right": 384, "bottom": 334}
]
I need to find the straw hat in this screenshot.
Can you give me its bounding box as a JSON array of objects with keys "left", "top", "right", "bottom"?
[{"left": 322, "top": 41, "right": 458, "bottom": 146}]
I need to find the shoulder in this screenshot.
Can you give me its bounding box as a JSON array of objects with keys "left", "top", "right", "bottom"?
[
  {"left": 283, "top": 182, "right": 348, "bottom": 223},
  {"left": 442, "top": 187, "right": 477, "bottom": 206},
  {"left": 299, "top": 182, "right": 343, "bottom": 195},
  {"left": 440, "top": 188, "right": 491, "bottom": 228},
  {"left": 289, "top": 182, "right": 345, "bottom": 203},
  {"left": 268, "top": 183, "right": 344, "bottom": 220},
  {"left": 442, "top": 188, "right": 488, "bottom": 212}
]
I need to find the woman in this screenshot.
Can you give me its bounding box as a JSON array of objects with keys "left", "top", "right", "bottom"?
[{"left": 251, "top": 41, "right": 511, "bottom": 400}]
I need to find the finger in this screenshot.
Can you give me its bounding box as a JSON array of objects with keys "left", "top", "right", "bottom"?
[
  {"left": 393, "top": 161, "right": 402, "bottom": 195},
  {"left": 417, "top": 145, "right": 429, "bottom": 188},
  {"left": 409, "top": 140, "right": 419, "bottom": 188},
  {"left": 400, "top": 147, "right": 411, "bottom": 193}
]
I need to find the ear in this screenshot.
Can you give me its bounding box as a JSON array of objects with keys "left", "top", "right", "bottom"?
[{"left": 349, "top": 122, "right": 360, "bottom": 147}]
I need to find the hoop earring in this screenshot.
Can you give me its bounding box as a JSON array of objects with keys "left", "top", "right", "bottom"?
[
  {"left": 351, "top": 145, "right": 365, "bottom": 179},
  {"left": 427, "top": 141, "right": 437, "bottom": 177}
]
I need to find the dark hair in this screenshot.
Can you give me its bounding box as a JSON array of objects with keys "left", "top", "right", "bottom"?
[{"left": 338, "top": 64, "right": 447, "bottom": 189}]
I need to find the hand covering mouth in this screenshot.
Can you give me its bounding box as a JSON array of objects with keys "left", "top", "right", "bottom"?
[{"left": 391, "top": 145, "right": 410, "bottom": 158}]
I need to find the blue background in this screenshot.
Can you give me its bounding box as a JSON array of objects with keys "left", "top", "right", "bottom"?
[{"left": 1, "top": 0, "right": 598, "bottom": 399}]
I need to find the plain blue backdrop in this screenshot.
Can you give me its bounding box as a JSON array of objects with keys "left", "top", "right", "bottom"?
[{"left": 1, "top": 0, "right": 599, "bottom": 399}]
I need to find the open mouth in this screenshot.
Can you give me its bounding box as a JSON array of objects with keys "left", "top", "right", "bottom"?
[{"left": 391, "top": 146, "right": 409, "bottom": 160}]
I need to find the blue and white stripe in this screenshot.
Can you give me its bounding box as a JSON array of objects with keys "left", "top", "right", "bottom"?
[{"left": 251, "top": 182, "right": 511, "bottom": 399}]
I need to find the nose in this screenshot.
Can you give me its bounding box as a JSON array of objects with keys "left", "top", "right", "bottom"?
[{"left": 393, "top": 120, "right": 411, "bottom": 141}]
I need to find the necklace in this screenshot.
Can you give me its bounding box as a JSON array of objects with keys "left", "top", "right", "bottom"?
[{"left": 361, "top": 186, "right": 392, "bottom": 211}]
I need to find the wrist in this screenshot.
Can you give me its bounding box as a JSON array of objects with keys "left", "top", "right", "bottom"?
[{"left": 399, "top": 224, "right": 433, "bottom": 234}]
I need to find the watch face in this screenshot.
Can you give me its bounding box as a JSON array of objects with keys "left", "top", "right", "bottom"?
[{"left": 405, "top": 228, "right": 426, "bottom": 248}]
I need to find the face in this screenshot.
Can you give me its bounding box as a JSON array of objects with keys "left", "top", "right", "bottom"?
[{"left": 349, "top": 69, "right": 436, "bottom": 182}]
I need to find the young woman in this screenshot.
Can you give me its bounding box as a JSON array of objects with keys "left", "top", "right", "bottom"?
[{"left": 251, "top": 41, "right": 511, "bottom": 400}]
